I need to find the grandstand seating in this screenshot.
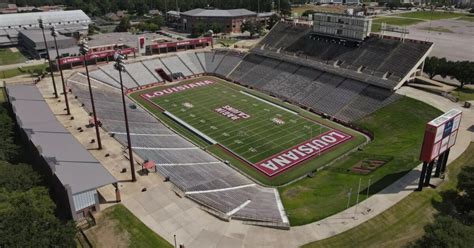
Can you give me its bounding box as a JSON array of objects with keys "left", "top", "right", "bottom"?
[
  {"left": 203, "top": 51, "right": 225, "bottom": 73},
  {"left": 214, "top": 51, "right": 244, "bottom": 77},
  {"left": 125, "top": 62, "right": 160, "bottom": 86},
  {"left": 142, "top": 58, "right": 172, "bottom": 78},
  {"left": 195, "top": 52, "right": 207, "bottom": 72},
  {"left": 100, "top": 64, "right": 139, "bottom": 89},
  {"left": 160, "top": 56, "right": 193, "bottom": 77},
  {"left": 260, "top": 62, "right": 300, "bottom": 92},
  {"left": 260, "top": 22, "right": 311, "bottom": 51},
  {"left": 228, "top": 53, "right": 266, "bottom": 82},
  {"left": 88, "top": 69, "right": 120, "bottom": 89},
  {"left": 263, "top": 22, "right": 431, "bottom": 84},
  {"left": 238, "top": 56, "right": 281, "bottom": 87},
  {"left": 178, "top": 53, "right": 205, "bottom": 74}
]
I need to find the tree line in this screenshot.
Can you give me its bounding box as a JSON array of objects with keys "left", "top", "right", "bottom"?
[
  {"left": 424, "top": 56, "right": 474, "bottom": 88},
  {"left": 0, "top": 96, "right": 77, "bottom": 247},
  {"left": 410, "top": 165, "right": 474, "bottom": 247},
  {"left": 8, "top": 0, "right": 291, "bottom": 17}
]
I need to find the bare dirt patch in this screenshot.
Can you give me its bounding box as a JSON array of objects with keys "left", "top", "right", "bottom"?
[{"left": 85, "top": 212, "right": 130, "bottom": 248}]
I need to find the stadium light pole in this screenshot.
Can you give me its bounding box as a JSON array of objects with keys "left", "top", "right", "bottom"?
[
  {"left": 51, "top": 26, "right": 70, "bottom": 115},
  {"left": 38, "top": 18, "right": 58, "bottom": 98},
  {"left": 79, "top": 39, "right": 102, "bottom": 150},
  {"left": 114, "top": 53, "right": 136, "bottom": 182}
]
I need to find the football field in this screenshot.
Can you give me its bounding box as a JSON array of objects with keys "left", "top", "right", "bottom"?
[{"left": 132, "top": 77, "right": 354, "bottom": 178}]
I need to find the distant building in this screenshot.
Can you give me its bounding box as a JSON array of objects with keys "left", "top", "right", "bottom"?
[
  {"left": 311, "top": 12, "right": 371, "bottom": 41},
  {"left": 179, "top": 8, "right": 257, "bottom": 34},
  {"left": 0, "top": 3, "right": 18, "bottom": 14},
  {"left": 313, "top": 0, "right": 360, "bottom": 3},
  {"left": 0, "top": 10, "right": 91, "bottom": 47},
  {"left": 19, "top": 29, "right": 77, "bottom": 59}
]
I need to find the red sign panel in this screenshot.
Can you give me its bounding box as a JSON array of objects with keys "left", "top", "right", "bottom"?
[
  {"left": 59, "top": 48, "right": 136, "bottom": 65},
  {"left": 254, "top": 130, "right": 352, "bottom": 177},
  {"left": 420, "top": 109, "right": 462, "bottom": 162},
  {"left": 150, "top": 37, "right": 212, "bottom": 49}
]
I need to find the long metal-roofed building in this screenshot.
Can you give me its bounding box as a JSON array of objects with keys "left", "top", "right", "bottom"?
[
  {"left": 179, "top": 8, "right": 257, "bottom": 33},
  {"left": 6, "top": 84, "right": 118, "bottom": 220},
  {"left": 0, "top": 10, "right": 90, "bottom": 47},
  {"left": 19, "top": 29, "right": 77, "bottom": 59}
]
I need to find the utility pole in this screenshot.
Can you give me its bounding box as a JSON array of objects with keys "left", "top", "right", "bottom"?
[
  {"left": 346, "top": 188, "right": 352, "bottom": 209},
  {"left": 79, "top": 39, "right": 102, "bottom": 150},
  {"left": 114, "top": 53, "right": 136, "bottom": 182},
  {"left": 51, "top": 26, "right": 70, "bottom": 115},
  {"left": 354, "top": 178, "right": 362, "bottom": 218},
  {"left": 38, "top": 18, "right": 58, "bottom": 98}
]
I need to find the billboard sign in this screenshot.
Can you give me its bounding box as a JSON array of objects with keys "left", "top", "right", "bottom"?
[{"left": 420, "top": 109, "right": 462, "bottom": 162}]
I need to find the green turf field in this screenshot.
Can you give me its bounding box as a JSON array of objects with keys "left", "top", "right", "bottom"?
[{"left": 130, "top": 76, "right": 364, "bottom": 184}]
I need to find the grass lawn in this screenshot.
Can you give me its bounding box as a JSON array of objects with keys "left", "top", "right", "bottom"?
[
  {"left": 0, "top": 88, "right": 5, "bottom": 103},
  {"left": 292, "top": 4, "right": 347, "bottom": 15},
  {"left": 0, "top": 48, "right": 26, "bottom": 65},
  {"left": 372, "top": 17, "right": 424, "bottom": 32},
  {"left": 457, "top": 15, "right": 474, "bottom": 22},
  {"left": 452, "top": 87, "right": 474, "bottom": 102},
  {"left": 303, "top": 142, "right": 474, "bottom": 248},
  {"left": 85, "top": 204, "right": 172, "bottom": 248},
  {"left": 129, "top": 76, "right": 365, "bottom": 186},
  {"left": 395, "top": 11, "right": 468, "bottom": 20},
  {"left": 279, "top": 97, "right": 442, "bottom": 225},
  {"left": 0, "top": 64, "right": 47, "bottom": 79},
  {"left": 215, "top": 38, "right": 238, "bottom": 47}
]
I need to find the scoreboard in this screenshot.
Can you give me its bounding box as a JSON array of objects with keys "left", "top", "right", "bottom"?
[{"left": 420, "top": 109, "right": 462, "bottom": 163}]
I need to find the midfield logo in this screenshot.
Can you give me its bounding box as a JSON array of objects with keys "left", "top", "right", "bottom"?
[{"left": 215, "top": 105, "right": 251, "bottom": 121}]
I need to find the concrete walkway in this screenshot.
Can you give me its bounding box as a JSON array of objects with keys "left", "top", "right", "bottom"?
[
  {"left": 20, "top": 71, "right": 474, "bottom": 248},
  {"left": 0, "top": 59, "right": 46, "bottom": 71}
]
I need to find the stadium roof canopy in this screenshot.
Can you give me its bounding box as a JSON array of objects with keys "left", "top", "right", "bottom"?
[
  {"left": 0, "top": 10, "right": 90, "bottom": 29},
  {"left": 181, "top": 8, "right": 256, "bottom": 17},
  {"left": 6, "top": 84, "right": 116, "bottom": 194}
]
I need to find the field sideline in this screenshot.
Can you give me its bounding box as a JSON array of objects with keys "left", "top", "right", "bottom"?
[{"left": 129, "top": 76, "right": 366, "bottom": 185}]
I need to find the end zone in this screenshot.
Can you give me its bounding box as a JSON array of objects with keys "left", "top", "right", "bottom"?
[{"left": 254, "top": 130, "right": 352, "bottom": 177}]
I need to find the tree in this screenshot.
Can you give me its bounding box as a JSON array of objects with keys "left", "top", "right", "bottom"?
[
  {"left": 241, "top": 19, "right": 264, "bottom": 38},
  {"left": 267, "top": 14, "right": 280, "bottom": 30},
  {"left": 0, "top": 162, "right": 41, "bottom": 191},
  {"left": 115, "top": 16, "right": 131, "bottom": 32},
  {"left": 302, "top": 10, "right": 316, "bottom": 17},
  {"left": 0, "top": 107, "right": 18, "bottom": 161},
  {"left": 410, "top": 215, "right": 474, "bottom": 248},
  {"left": 0, "top": 188, "right": 77, "bottom": 247},
  {"left": 457, "top": 166, "right": 474, "bottom": 218},
  {"left": 424, "top": 57, "right": 440, "bottom": 79},
  {"left": 452, "top": 61, "right": 474, "bottom": 88}
]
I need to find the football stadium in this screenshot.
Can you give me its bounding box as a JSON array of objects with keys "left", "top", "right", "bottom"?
[
  {"left": 6, "top": 9, "right": 472, "bottom": 247},
  {"left": 61, "top": 15, "right": 434, "bottom": 229}
]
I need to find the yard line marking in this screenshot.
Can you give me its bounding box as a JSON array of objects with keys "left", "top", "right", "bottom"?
[
  {"left": 240, "top": 91, "right": 298, "bottom": 115},
  {"left": 157, "top": 161, "right": 223, "bottom": 166},
  {"left": 185, "top": 184, "right": 256, "bottom": 195},
  {"left": 226, "top": 200, "right": 252, "bottom": 216},
  {"left": 109, "top": 132, "right": 176, "bottom": 137},
  {"left": 132, "top": 147, "right": 199, "bottom": 150}
]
